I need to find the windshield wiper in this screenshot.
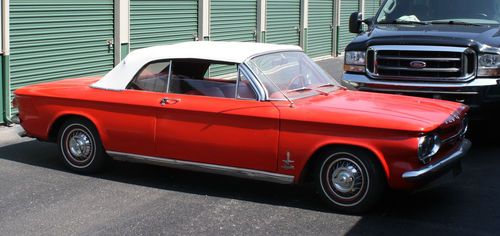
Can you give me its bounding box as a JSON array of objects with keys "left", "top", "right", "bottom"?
[
  {"left": 288, "top": 87, "right": 329, "bottom": 96},
  {"left": 315, "top": 83, "right": 337, "bottom": 89},
  {"left": 378, "top": 20, "right": 429, "bottom": 25},
  {"left": 428, "top": 20, "right": 481, "bottom": 26}
]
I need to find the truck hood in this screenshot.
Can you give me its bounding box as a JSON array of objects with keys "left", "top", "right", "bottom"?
[
  {"left": 347, "top": 24, "right": 500, "bottom": 52},
  {"left": 288, "top": 90, "right": 466, "bottom": 133}
]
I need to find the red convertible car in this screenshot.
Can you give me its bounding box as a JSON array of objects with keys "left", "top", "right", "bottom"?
[{"left": 14, "top": 41, "right": 470, "bottom": 213}]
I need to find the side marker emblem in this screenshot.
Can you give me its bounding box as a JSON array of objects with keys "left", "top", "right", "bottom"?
[{"left": 282, "top": 151, "right": 295, "bottom": 170}]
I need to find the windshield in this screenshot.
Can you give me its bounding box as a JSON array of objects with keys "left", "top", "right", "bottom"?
[
  {"left": 377, "top": 0, "right": 500, "bottom": 25},
  {"left": 247, "top": 51, "right": 339, "bottom": 100}
]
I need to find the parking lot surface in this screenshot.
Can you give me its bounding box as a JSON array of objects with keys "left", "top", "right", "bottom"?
[{"left": 1, "top": 58, "right": 499, "bottom": 235}]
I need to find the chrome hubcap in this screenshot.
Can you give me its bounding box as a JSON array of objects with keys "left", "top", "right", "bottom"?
[
  {"left": 67, "top": 129, "right": 93, "bottom": 161},
  {"left": 329, "top": 159, "right": 363, "bottom": 198}
]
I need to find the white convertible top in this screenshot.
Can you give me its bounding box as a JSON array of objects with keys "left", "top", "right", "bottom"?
[{"left": 92, "top": 41, "right": 302, "bottom": 90}]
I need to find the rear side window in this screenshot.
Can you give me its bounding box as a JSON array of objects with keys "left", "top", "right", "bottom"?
[
  {"left": 169, "top": 60, "right": 256, "bottom": 100},
  {"left": 127, "top": 61, "right": 171, "bottom": 92}
]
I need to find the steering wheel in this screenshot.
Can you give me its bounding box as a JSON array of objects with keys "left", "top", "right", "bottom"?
[{"left": 285, "top": 74, "right": 306, "bottom": 90}]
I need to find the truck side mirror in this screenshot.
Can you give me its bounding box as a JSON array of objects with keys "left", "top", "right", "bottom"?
[{"left": 349, "top": 12, "right": 363, "bottom": 34}]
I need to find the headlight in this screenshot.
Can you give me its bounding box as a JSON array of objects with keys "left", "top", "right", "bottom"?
[
  {"left": 418, "top": 133, "right": 441, "bottom": 164},
  {"left": 344, "top": 51, "right": 366, "bottom": 73},
  {"left": 345, "top": 51, "right": 366, "bottom": 65},
  {"left": 478, "top": 53, "right": 500, "bottom": 77}
]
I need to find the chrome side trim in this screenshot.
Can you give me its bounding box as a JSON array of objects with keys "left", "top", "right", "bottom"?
[
  {"left": 107, "top": 151, "right": 295, "bottom": 184},
  {"left": 402, "top": 139, "right": 471, "bottom": 181}
]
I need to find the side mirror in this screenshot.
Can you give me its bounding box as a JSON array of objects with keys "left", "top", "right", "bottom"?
[{"left": 349, "top": 12, "right": 363, "bottom": 34}]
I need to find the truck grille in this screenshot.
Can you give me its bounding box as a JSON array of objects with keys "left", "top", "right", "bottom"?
[{"left": 366, "top": 45, "right": 476, "bottom": 82}]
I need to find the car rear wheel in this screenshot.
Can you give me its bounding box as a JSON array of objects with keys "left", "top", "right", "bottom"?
[
  {"left": 314, "top": 148, "right": 386, "bottom": 214},
  {"left": 57, "top": 118, "right": 107, "bottom": 173}
]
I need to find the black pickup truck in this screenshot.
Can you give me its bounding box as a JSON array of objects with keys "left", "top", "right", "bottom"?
[{"left": 342, "top": 0, "right": 500, "bottom": 118}]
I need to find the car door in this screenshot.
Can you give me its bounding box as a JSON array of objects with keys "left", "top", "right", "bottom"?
[
  {"left": 154, "top": 60, "right": 280, "bottom": 172},
  {"left": 104, "top": 60, "right": 173, "bottom": 156}
]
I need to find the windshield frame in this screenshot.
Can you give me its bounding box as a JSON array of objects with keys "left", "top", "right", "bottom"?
[
  {"left": 244, "top": 50, "right": 341, "bottom": 101},
  {"left": 375, "top": 0, "right": 500, "bottom": 26}
]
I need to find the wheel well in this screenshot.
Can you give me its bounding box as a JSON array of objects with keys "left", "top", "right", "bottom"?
[
  {"left": 299, "top": 144, "right": 386, "bottom": 184},
  {"left": 48, "top": 115, "right": 94, "bottom": 142}
]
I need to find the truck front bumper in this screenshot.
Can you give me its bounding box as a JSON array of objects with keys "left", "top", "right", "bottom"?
[{"left": 342, "top": 74, "right": 500, "bottom": 115}]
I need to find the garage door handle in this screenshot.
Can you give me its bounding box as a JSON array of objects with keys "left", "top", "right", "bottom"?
[{"left": 160, "top": 97, "right": 181, "bottom": 106}]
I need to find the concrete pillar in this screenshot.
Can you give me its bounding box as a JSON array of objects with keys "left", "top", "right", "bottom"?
[
  {"left": 199, "top": 0, "right": 210, "bottom": 40},
  {"left": 300, "top": 0, "right": 308, "bottom": 50},
  {"left": 257, "top": 0, "right": 266, "bottom": 42},
  {"left": 115, "top": 0, "right": 130, "bottom": 63}
]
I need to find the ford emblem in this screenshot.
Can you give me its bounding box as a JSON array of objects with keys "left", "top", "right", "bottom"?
[{"left": 409, "top": 61, "right": 427, "bottom": 69}]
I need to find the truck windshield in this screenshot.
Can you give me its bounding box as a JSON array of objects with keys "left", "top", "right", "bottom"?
[{"left": 377, "top": 0, "right": 500, "bottom": 25}]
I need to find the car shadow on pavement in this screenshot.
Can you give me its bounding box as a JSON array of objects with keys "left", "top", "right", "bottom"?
[
  {"left": 0, "top": 120, "right": 499, "bottom": 234},
  {"left": 0, "top": 140, "right": 328, "bottom": 212},
  {"left": 346, "top": 120, "right": 500, "bottom": 235}
]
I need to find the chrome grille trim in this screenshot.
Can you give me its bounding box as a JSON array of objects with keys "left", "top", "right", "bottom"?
[{"left": 366, "top": 45, "right": 477, "bottom": 82}]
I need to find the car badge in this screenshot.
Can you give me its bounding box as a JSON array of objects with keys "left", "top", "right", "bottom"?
[
  {"left": 409, "top": 61, "right": 427, "bottom": 69},
  {"left": 281, "top": 151, "right": 295, "bottom": 170}
]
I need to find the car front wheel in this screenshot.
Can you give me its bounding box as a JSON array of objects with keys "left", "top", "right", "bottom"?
[
  {"left": 314, "top": 148, "right": 386, "bottom": 214},
  {"left": 57, "top": 118, "right": 107, "bottom": 173}
]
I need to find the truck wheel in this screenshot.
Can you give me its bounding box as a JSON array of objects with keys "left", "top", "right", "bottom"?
[
  {"left": 57, "top": 118, "right": 107, "bottom": 173},
  {"left": 314, "top": 147, "right": 386, "bottom": 214}
]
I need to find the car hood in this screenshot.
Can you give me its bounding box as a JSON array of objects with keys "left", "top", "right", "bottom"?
[
  {"left": 286, "top": 89, "right": 466, "bottom": 133},
  {"left": 347, "top": 24, "right": 500, "bottom": 52}
]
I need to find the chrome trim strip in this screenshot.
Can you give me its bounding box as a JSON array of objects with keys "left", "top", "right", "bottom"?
[
  {"left": 370, "top": 45, "right": 468, "bottom": 52},
  {"left": 377, "top": 56, "right": 461, "bottom": 62},
  {"left": 359, "top": 88, "right": 478, "bottom": 95},
  {"left": 442, "top": 125, "right": 468, "bottom": 144},
  {"left": 239, "top": 63, "right": 267, "bottom": 101},
  {"left": 402, "top": 139, "right": 471, "bottom": 181},
  {"left": 343, "top": 73, "right": 499, "bottom": 88},
  {"left": 377, "top": 65, "right": 460, "bottom": 73},
  {"left": 107, "top": 151, "right": 295, "bottom": 184}
]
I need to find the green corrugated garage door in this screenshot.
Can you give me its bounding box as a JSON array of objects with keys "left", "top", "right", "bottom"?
[
  {"left": 307, "top": 0, "right": 335, "bottom": 58},
  {"left": 210, "top": 0, "right": 257, "bottom": 42},
  {"left": 338, "top": 0, "right": 360, "bottom": 53},
  {"left": 9, "top": 0, "right": 115, "bottom": 113},
  {"left": 364, "top": 0, "right": 380, "bottom": 18},
  {"left": 130, "top": 0, "right": 198, "bottom": 50},
  {"left": 266, "top": 0, "right": 301, "bottom": 45}
]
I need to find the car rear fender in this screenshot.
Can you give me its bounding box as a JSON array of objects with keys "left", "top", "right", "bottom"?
[{"left": 48, "top": 111, "right": 108, "bottom": 147}]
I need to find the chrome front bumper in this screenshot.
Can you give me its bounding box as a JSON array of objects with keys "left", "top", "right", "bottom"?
[
  {"left": 402, "top": 139, "right": 472, "bottom": 181},
  {"left": 342, "top": 73, "right": 500, "bottom": 96}
]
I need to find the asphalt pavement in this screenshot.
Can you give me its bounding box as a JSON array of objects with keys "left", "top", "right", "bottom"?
[{"left": 1, "top": 57, "right": 499, "bottom": 235}]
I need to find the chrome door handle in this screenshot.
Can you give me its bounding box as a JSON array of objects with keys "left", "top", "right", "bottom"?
[{"left": 160, "top": 97, "right": 181, "bottom": 106}]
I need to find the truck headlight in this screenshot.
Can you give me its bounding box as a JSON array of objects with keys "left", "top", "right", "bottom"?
[
  {"left": 418, "top": 133, "right": 441, "bottom": 164},
  {"left": 344, "top": 51, "right": 366, "bottom": 73},
  {"left": 478, "top": 53, "right": 500, "bottom": 77}
]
